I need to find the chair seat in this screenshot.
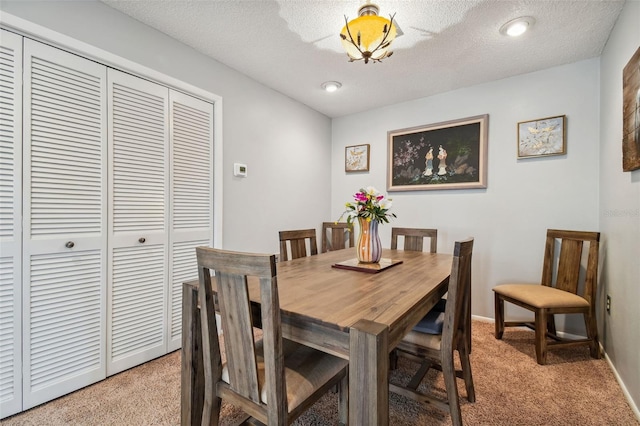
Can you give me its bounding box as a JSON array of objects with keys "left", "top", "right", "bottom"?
[
  {"left": 222, "top": 338, "right": 348, "bottom": 412},
  {"left": 401, "top": 328, "right": 443, "bottom": 351},
  {"left": 493, "top": 283, "right": 590, "bottom": 309}
]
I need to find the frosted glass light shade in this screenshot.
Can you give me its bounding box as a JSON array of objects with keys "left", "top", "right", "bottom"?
[{"left": 340, "top": 14, "right": 397, "bottom": 63}]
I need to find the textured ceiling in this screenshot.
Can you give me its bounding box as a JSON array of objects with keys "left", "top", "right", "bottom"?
[{"left": 100, "top": 0, "right": 624, "bottom": 118}]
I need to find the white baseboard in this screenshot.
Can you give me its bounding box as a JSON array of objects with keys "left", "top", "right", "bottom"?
[
  {"left": 604, "top": 352, "right": 640, "bottom": 422},
  {"left": 471, "top": 314, "right": 494, "bottom": 323}
]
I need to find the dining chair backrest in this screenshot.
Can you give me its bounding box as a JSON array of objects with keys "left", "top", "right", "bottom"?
[
  {"left": 541, "top": 229, "right": 600, "bottom": 300},
  {"left": 321, "top": 222, "right": 354, "bottom": 253},
  {"left": 279, "top": 229, "right": 318, "bottom": 261},
  {"left": 444, "top": 238, "right": 474, "bottom": 351},
  {"left": 197, "top": 248, "right": 284, "bottom": 420},
  {"left": 391, "top": 227, "right": 438, "bottom": 253},
  {"left": 196, "top": 247, "right": 348, "bottom": 425}
]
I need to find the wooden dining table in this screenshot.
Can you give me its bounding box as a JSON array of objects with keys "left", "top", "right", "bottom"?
[{"left": 181, "top": 248, "right": 453, "bottom": 426}]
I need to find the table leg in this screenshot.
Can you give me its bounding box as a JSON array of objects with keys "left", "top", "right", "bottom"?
[
  {"left": 181, "top": 283, "right": 203, "bottom": 426},
  {"left": 349, "top": 319, "right": 389, "bottom": 426}
]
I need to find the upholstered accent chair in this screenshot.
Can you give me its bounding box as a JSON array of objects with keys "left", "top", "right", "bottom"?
[{"left": 493, "top": 229, "right": 601, "bottom": 365}]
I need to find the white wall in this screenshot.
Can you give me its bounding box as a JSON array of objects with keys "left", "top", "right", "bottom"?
[
  {"left": 0, "top": 0, "right": 332, "bottom": 255},
  {"left": 599, "top": 0, "right": 640, "bottom": 412},
  {"left": 332, "top": 59, "right": 601, "bottom": 330}
]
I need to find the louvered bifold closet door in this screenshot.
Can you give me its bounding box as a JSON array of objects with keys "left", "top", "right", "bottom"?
[
  {"left": 107, "top": 69, "right": 169, "bottom": 375},
  {"left": 0, "top": 29, "right": 23, "bottom": 419},
  {"left": 167, "top": 91, "right": 213, "bottom": 351},
  {"left": 22, "top": 39, "right": 107, "bottom": 409}
]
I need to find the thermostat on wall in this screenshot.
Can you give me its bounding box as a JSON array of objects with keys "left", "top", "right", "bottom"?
[{"left": 234, "top": 163, "right": 248, "bottom": 177}]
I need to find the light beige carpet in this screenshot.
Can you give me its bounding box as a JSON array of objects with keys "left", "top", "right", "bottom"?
[{"left": 2, "top": 320, "right": 638, "bottom": 425}]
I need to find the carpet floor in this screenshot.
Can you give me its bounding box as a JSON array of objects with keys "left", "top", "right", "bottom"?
[{"left": 1, "top": 320, "right": 638, "bottom": 425}]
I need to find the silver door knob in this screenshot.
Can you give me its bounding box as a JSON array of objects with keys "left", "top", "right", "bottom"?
[
  {"left": 65, "top": 241, "right": 75, "bottom": 248},
  {"left": 138, "top": 237, "right": 146, "bottom": 243}
]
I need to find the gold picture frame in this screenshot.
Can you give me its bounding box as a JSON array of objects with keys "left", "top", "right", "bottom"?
[
  {"left": 345, "top": 144, "right": 370, "bottom": 172},
  {"left": 517, "top": 115, "right": 566, "bottom": 158}
]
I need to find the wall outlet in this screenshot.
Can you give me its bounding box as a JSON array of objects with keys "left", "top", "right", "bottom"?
[{"left": 606, "top": 295, "right": 611, "bottom": 314}]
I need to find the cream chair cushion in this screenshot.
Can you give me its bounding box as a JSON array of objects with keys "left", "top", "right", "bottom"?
[
  {"left": 493, "top": 283, "right": 590, "bottom": 309},
  {"left": 398, "top": 330, "right": 443, "bottom": 351}
]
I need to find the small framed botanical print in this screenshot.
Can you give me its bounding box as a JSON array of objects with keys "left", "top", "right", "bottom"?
[
  {"left": 345, "top": 144, "right": 370, "bottom": 172},
  {"left": 517, "top": 115, "right": 566, "bottom": 158}
]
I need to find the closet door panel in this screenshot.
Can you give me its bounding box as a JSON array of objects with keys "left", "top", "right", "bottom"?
[
  {"left": 22, "top": 39, "right": 107, "bottom": 409},
  {"left": 167, "top": 92, "right": 213, "bottom": 351},
  {"left": 0, "top": 29, "right": 23, "bottom": 419},
  {"left": 107, "top": 69, "right": 169, "bottom": 375},
  {"left": 168, "top": 237, "right": 209, "bottom": 351}
]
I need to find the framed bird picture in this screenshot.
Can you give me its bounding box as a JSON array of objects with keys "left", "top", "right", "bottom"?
[
  {"left": 345, "top": 144, "right": 370, "bottom": 172},
  {"left": 517, "top": 115, "right": 566, "bottom": 158}
]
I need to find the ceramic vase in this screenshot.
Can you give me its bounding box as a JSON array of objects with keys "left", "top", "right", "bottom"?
[{"left": 356, "top": 217, "right": 382, "bottom": 263}]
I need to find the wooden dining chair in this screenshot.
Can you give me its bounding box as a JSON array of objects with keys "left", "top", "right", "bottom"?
[
  {"left": 278, "top": 228, "right": 318, "bottom": 261},
  {"left": 321, "top": 222, "right": 354, "bottom": 253},
  {"left": 390, "top": 238, "right": 475, "bottom": 426},
  {"left": 391, "top": 227, "right": 438, "bottom": 253},
  {"left": 493, "top": 229, "right": 601, "bottom": 365},
  {"left": 196, "top": 247, "right": 348, "bottom": 425},
  {"left": 390, "top": 227, "right": 473, "bottom": 352},
  {"left": 389, "top": 227, "right": 444, "bottom": 369}
]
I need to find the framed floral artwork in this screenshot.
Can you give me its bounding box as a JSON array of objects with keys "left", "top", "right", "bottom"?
[
  {"left": 345, "top": 144, "right": 370, "bottom": 172},
  {"left": 623, "top": 46, "right": 640, "bottom": 171},
  {"left": 387, "top": 114, "right": 488, "bottom": 191},
  {"left": 517, "top": 115, "right": 566, "bottom": 158}
]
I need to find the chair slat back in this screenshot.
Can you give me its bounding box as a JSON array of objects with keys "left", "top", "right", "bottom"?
[
  {"left": 541, "top": 229, "right": 600, "bottom": 299},
  {"left": 442, "top": 239, "right": 474, "bottom": 352},
  {"left": 217, "top": 271, "right": 260, "bottom": 402},
  {"left": 556, "top": 238, "right": 583, "bottom": 293},
  {"left": 322, "top": 222, "right": 354, "bottom": 253},
  {"left": 196, "top": 248, "right": 285, "bottom": 413},
  {"left": 391, "top": 227, "right": 438, "bottom": 253},
  {"left": 279, "top": 229, "right": 318, "bottom": 261}
]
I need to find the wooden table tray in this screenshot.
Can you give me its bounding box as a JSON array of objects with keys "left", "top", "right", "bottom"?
[{"left": 331, "top": 258, "right": 403, "bottom": 274}]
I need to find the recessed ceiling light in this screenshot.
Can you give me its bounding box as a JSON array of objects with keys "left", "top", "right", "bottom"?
[
  {"left": 321, "top": 81, "right": 342, "bottom": 92},
  {"left": 500, "top": 16, "right": 535, "bottom": 37}
]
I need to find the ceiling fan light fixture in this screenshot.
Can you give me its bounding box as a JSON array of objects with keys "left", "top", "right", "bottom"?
[
  {"left": 321, "top": 81, "right": 342, "bottom": 92},
  {"left": 500, "top": 16, "right": 535, "bottom": 37},
  {"left": 340, "top": 2, "right": 397, "bottom": 64}
]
